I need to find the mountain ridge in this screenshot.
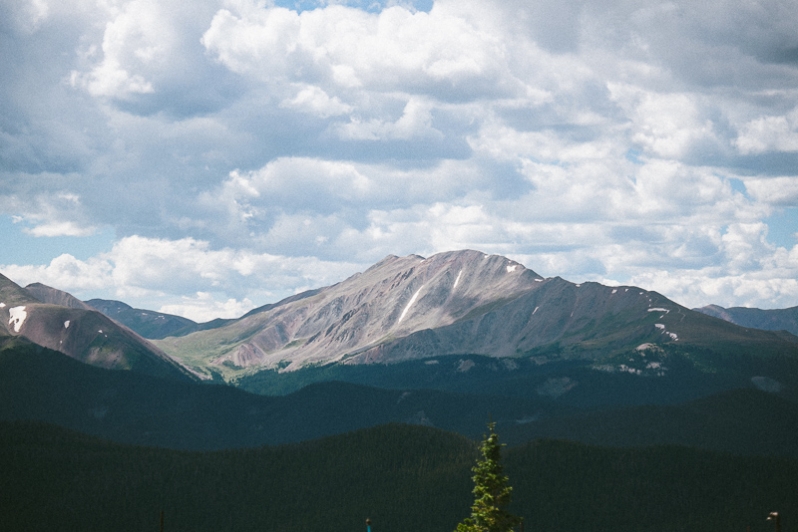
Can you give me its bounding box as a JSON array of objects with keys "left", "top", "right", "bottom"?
[
  {"left": 0, "top": 274, "right": 193, "bottom": 381},
  {"left": 153, "top": 250, "right": 798, "bottom": 383},
  {"left": 695, "top": 303, "right": 798, "bottom": 336}
]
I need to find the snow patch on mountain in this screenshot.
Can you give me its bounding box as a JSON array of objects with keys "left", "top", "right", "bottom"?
[
  {"left": 453, "top": 270, "right": 462, "bottom": 290},
  {"left": 9, "top": 306, "right": 27, "bottom": 332},
  {"left": 398, "top": 285, "right": 424, "bottom": 324},
  {"left": 655, "top": 323, "right": 678, "bottom": 341}
]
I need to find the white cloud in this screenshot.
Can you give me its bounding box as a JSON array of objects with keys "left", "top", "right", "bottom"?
[
  {"left": 744, "top": 177, "right": 798, "bottom": 208},
  {"left": 0, "top": 254, "right": 113, "bottom": 292},
  {"left": 159, "top": 292, "right": 256, "bottom": 322},
  {"left": 280, "top": 85, "right": 353, "bottom": 117},
  {"left": 3, "top": 0, "right": 798, "bottom": 313},
  {"left": 201, "top": 1, "right": 515, "bottom": 99},
  {"left": 608, "top": 84, "right": 720, "bottom": 159},
  {"left": 735, "top": 107, "right": 798, "bottom": 155},
  {"left": 68, "top": 0, "right": 170, "bottom": 98},
  {"left": 336, "top": 97, "right": 442, "bottom": 141},
  {"left": 1, "top": 235, "right": 366, "bottom": 319},
  {"left": 24, "top": 221, "right": 97, "bottom": 237}
]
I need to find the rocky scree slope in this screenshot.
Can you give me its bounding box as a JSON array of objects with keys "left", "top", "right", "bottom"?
[{"left": 156, "top": 250, "right": 798, "bottom": 381}]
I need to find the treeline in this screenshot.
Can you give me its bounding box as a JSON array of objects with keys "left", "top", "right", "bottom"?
[{"left": 2, "top": 421, "right": 795, "bottom": 532}]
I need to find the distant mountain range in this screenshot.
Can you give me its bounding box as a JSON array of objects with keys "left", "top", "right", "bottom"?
[
  {"left": 145, "top": 250, "right": 798, "bottom": 393},
  {"left": 695, "top": 303, "right": 798, "bottom": 336},
  {"left": 3, "top": 249, "right": 798, "bottom": 454}
]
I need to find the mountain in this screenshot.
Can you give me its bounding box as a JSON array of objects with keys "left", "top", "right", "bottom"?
[
  {"left": 155, "top": 250, "right": 798, "bottom": 385},
  {"left": 24, "top": 282, "right": 94, "bottom": 310},
  {"left": 0, "top": 273, "right": 193, "bottom": 381},
  {"left": 695, "top": 304, "right": 798, "bottom": 336},
  {"left": 85, "top": 299, "right": 200, "bottom": 339},
  {"left": 2, "top": 421, "right": 796, "bottom": 532}
]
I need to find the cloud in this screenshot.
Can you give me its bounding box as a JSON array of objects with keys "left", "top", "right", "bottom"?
[
  {"left": 1, "top": 235, "right": 366, "bottom": 318},
  {"left": 744, "top": 176, "right": 798, "bottom": 208},
  {"left": 2, "top": 0, "right": 798, "bottom": 313},
  {"left": 201, "top": 1, "right": 516, "bottom": 100},
  {"left": 735, "top": 107, "right": 798, "bottom": 155},
  {"left": 1, "top": 253, "right": 113, "bottom": 292},
  {"left": 280, "top": 84, "right": 353, "bottom": 117},
  {"left": 158, "top": 292, "right": 255, "bottom": 323}
]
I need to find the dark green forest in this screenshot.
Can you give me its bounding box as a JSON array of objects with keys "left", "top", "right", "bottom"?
[{"left": 2, "top": 421, "right": 795, "bottom": 532}]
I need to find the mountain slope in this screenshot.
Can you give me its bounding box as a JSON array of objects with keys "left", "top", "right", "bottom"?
[
  {"left": 24, "top": 282, "right": 93, "bottom": 310},
  {"left": 695, "top": 304, "right": 798, "bottom": 336},
  {"left": 85, "top": 299, "right": 199, "bottom": 339},
  {"left": 0, "top": 273, "right": 192, "bottom": 381},
  {"left": 155, "top": 250, "right": 798, "bottom": 382},
  {"left": 156, "top": 250, "right": 550, "bottom": 376}
]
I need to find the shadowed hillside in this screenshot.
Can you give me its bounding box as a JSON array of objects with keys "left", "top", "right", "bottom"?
[{"left": 3, "top": 341, "right": 798, "bottom": 456}]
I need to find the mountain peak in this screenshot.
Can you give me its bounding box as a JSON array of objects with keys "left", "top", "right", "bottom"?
[
  {"left": 24, "top": 283, "right": 93, "bottom": 311},
  {"left": 156, "top": 250, "right": 555, "bottom": 375},
  {"left": 0, "top": 272, "right": 193, "bottom": 381}
]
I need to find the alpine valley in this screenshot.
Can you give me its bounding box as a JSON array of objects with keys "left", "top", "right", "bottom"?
[{"left": 2, "top": 250, "right": 798, "bottom": 532}]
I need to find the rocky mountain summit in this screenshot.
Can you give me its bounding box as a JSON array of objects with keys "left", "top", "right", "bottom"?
[{"left": 155, "top": 250, "right": 798, "bottom": 381}]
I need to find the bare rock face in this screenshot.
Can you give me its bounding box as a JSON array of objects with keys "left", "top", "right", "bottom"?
[
  {"left": 156, "top": 250, "right": 700, "bottom": 375},
  {"left": 157, "top": 251, "right": 542, "bottom": 371},
  {"left": 0, "top": 274, "right": 193, "bottom": 381}
]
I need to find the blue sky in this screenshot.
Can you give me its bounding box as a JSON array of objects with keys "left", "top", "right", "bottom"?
[{"left": 2, "top": 0, "right": 798, "bottom": 321}]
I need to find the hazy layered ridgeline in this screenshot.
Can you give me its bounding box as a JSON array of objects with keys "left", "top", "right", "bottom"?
[{"left": 695, "top": 304, "right": 798, "bottom": 337}]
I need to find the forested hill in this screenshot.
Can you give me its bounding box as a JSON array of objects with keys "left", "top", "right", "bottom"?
[{"left": 1, "top": 421, "right": 794, "bottom": 532}]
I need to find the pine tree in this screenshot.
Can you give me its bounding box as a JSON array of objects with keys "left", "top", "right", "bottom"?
[{"left": 455, "top": 422, "right": 522, "bottom": 532}]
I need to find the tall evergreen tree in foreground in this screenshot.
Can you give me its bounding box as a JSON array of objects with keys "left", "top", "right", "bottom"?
[{"left": 456, "top": 423, "right": 522, "bottom": 532}]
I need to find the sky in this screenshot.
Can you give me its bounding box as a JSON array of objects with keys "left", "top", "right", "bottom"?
[{"left": 2, "top": 0, "right": 798, "bottom": 322}]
